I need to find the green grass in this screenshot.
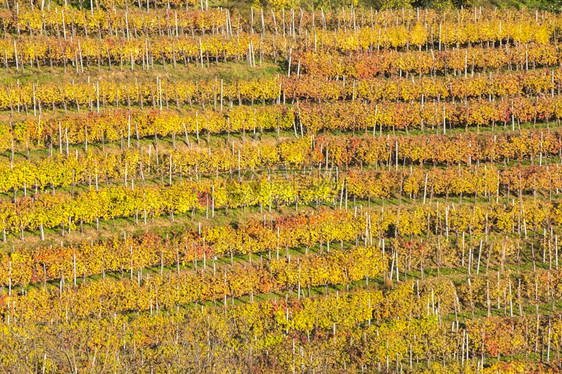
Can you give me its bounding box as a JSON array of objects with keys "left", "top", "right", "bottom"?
[{"left": 0, "top": 60, "right": 283, "bottom": 86}]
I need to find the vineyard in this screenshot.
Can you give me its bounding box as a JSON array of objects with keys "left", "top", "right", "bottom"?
[{"left": 1, "top": 1, "right": 562, "bottom": 373}]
